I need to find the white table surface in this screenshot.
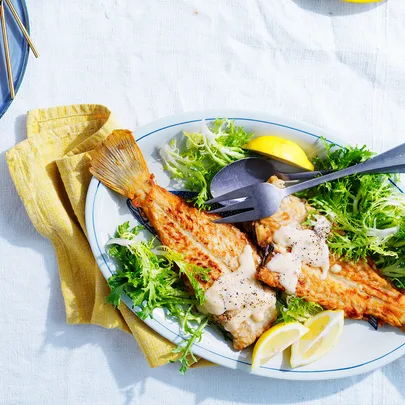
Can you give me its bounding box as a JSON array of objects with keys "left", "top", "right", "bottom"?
[{"left": 1, "top": 0, "right": 405, "bottom": 404}]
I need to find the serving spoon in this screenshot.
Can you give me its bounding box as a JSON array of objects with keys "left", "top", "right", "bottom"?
[
  {"left": 210, "top": 151, "right": 405, "bottom": 204},
  {"left": 210, "top": 157, "right": 326, "bottom": 201},
  {"left": 206, "top": 142, "right": 405, "bottom": 223}
]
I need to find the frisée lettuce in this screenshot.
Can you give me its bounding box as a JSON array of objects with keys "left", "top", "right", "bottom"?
[
  {"left": 160, "top": 118, "right": 253, "bottom": 208},
  {"left": 106, "top": 222, "right": 210, "bottom": 373},
  {"left": 276, "top": 295, "right": 323, "bottom": 324},
  {"left": 299, "top": 138, "right": 405, "bottom": 288}
]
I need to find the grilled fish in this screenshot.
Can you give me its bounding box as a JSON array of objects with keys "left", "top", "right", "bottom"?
[
  {"left": 254, "top": 177, "right": 405, "bottom": 330},
  {"left": 90, "top": 130, "right": 277, "bottom": 350},
  {"left": 258, "top": 258, "right": 405, "bottom": 329}
]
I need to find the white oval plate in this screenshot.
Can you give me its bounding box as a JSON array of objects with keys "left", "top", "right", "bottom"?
[{"left": 85, "top": 110, "right": 405, "bottom": 380}]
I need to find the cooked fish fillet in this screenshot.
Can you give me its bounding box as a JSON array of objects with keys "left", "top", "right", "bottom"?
[
  {"left": 254, "top": 177, "right": 405, "bottom": 330},
  {"left": 258, "top": 260, "right": 405, "bottom": 328},
  {"left": 90, "top": 130, "right": 277, "bottom": 350}
]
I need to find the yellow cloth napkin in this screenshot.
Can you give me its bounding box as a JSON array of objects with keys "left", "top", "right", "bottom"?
[{"left": 6, "top": 104, "right": 213, "bottom": 369}]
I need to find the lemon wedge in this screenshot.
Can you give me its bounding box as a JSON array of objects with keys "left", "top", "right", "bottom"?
[
  {"left": 290, "top": 310, "right": 344, "bottom": 368},
  {"left": 243, "top": 136, "right": 314, "bottom": 171},
  {"left": 251, "top": 322, "right": 309, "bottom": 371}
]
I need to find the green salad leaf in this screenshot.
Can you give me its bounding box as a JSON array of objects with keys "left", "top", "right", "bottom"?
[
  {"left": 276, "top": 295, "right": 323, "bottom": 324},
  {"left": 106, "top": 222, "right": 210, "bottom": 373},
  {"left": 298, "top": 138, "right": 405, "bottom": 288},
  {"left": 159, "top": 118, "right": 253, "bottom": 208}
]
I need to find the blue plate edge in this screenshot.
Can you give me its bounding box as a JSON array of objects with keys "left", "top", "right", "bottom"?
[{"left": 0, "top": 0, "right": 30, "bottom": 119}]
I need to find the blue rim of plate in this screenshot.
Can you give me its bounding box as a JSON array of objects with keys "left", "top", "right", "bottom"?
[
  {"left": 88, "top": 116, "right": 405, "bottom": 377},
  {"left": 0, "top": 0, "right": 30, "bottom": 119}
]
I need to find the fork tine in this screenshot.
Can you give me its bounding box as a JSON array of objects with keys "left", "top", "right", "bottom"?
[
  {"left": 205, "top": 184, "right": 254, "bottom": 205},
  {"left": 209, "top": 198, "right": 253, "bottom": 214},
  {"left": 213, "top": 209, "right": 261, "bottom": 224}
]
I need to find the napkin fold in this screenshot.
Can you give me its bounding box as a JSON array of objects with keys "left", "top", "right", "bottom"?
[{"left": 6, "top": 104, "right": 213, "bottom": 369}]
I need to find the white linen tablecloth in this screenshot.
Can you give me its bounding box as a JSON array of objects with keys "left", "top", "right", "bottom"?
[{"left": 1, "top": 0, "right": 405, "bottom": 404}]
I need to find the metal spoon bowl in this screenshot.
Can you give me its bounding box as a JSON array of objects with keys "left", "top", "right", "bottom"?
[{"left": 209, "top": 157, "right": 324, "bottom": 202}]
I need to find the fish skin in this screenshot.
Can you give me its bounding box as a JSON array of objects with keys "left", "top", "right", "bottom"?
[
  {"left": 90, "top": 130, "right": 277, "bottom": 350},
  {"left": 257, "top": 260, "right": 405, "bottom": 329},
  {"left": 139, "top": 184, "right": 259, "bottom": 285},
  {"left": 139, "top": 185, "right": 277, "bottom": 350}
]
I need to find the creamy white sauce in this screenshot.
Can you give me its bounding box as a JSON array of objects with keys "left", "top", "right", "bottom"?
[
  {"left": 330, "top": 264, "right": 342, "bottom": 273},
  {"left": 201, "top": 245, "right": 276, "bottom": 333},
  {"left": 267, "top": 217, "right": 331, "bottom": 294},
  {"left": 267, "top": 253, "right": 301, "bottom": 295},
  {"left": 314, "top": 215, "right": 332, "bottom": 239}
]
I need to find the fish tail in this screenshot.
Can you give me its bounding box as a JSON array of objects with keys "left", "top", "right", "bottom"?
[{"left": 90, "top": 130, "right": 150, "bottom": 199}]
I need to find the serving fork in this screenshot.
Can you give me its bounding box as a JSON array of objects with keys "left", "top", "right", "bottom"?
[{"left": 206, "top": 142, "right": 405, "bottom": 223}]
